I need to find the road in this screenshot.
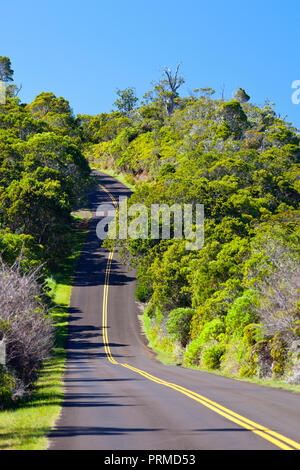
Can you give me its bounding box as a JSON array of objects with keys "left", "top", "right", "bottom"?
[{"left": 49, "top": 171, "right": 300, "bottom": 450}]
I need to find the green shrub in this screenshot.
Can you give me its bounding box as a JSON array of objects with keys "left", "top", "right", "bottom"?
[
  {"left": 219, "top": 337, "right": 245, "bottom": 375},
  {"left": 125, "top": 174, "right": 136, "bottom": 187},
  {"left": 239, "top": 361, "right": 257, "bottom": 378},
  {"left": 159, "top": 163, "right": 176, "bottom": 179},
  {"left": 202, "top": 345, "right": 225, "bottom": 369},
  {"left": 215, "top": 123, "right": 231, "bottom": 140},
  {"left": 224, "top": 324, "right": 263, "bottom": 377},
  {"left": 225, "top": 290, "right": 259, "bottom": 337},
  {"left": 184, "top": 318, "right": 225, "bottom": 367},
  {"left": 270, "top": 334, "right": 287, "bottom": 377},
  {"left": 144, "top": 305, "right": 163, "bottom": 325},
  {"left": 154, "top": 306, "right": 164, "bottom": 325},
  {"left": 184, "top": 337, "right": 203, "bottom": 366},
  {"left": 166, "top": 308, "right": 195, "bottom": 346},
  {"left": 198, "top": 318, "right": 225, "bottom": 344},
  {"left": 243, "top": 323, "right": 263, "bottom": 346},
  {"left": 144, "top": 304, "right": 155, "bottom": 318},
  {"left": 135, "top": 282, "right": 152, "bottom": 302}
]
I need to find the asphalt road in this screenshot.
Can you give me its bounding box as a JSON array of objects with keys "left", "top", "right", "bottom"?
[{"left": 49, "top": 171, "right": 300, "bottom": 450}]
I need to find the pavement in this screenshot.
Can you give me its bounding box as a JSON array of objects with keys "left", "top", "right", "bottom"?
[{"left": 48, "top": 171, "right": 300, "bottom": 450}]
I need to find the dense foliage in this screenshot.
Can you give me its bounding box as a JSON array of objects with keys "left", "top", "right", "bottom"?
[
  {"left": 0, "top": 90, "right": 90, "bottom": 268},
  {"left": 0, "top": 58, "right": 91, "bottom": 401},
  {"left": 89, "top": 72, "right": 300, "bottom": 383}
]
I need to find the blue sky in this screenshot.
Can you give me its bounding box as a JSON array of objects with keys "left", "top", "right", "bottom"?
[{"left": 2, "top": 0, "right": 300, "bottom": 128}]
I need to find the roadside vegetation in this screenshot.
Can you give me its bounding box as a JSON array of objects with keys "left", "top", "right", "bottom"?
[
  {"left": 0, "top": 220, "right": 88, "bottom": 449},
  {"left": 0, "top": 56, "right": 91, "bottom": 447},
  {"left": 89, "top": 65, "right": 300, "bottom": 387}
]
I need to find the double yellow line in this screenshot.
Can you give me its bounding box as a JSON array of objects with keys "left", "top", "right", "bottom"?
[{"left": 99, "top": 183, "right": 300, "bottom": 451}]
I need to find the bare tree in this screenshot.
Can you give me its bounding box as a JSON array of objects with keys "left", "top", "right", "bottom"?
[
  {"left": 0, "top": 258, "right": 54, "bottom": 394},
  {"left": 249, "top": 235, "right": 300, "bottom": 339},
  {"left": 159, "top": 64, "right": 185, "bottom": 117}
]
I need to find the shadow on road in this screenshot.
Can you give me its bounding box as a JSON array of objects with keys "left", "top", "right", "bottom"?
[
  {"left": 65, "top": 307, "right": 131, "bottom": 361},
  {"left": 49, "top": 426, "right": 163, "bottom": 438}
]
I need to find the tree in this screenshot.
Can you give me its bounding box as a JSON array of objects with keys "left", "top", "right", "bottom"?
[
  {"left": 220, "top": 100, "right": 248, "bottom": 137},
  {"left": 0, "top": 57, "right": 14, "bottom": 82},
  {"left": 234, "top": 88, "right": 250, "bottom": 103},
  {"left": 114, "top": 87, "right": 138, "bottom": 115},
  {"left": 142, "top": 64, "right": 185, "bottom": 117},
  {"left": 26, "top": 92, "right": 72, "bottom": 118},
  {"left": 245, "top": 223, "right": 300, "bottom": 339},
  {"left": 159, "top": 64, "right": 185, "bottom": 117}
]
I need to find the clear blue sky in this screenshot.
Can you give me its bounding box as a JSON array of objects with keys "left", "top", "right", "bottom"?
[{"left": 2, "top": 0, "right": 300, "bottom": 129}]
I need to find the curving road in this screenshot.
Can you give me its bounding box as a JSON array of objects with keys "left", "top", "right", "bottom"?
[{"left": 49, "top": 171, "right": 300, "bottom": 450}]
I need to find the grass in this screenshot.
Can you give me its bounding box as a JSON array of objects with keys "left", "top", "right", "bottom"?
[
  {"left": 0, "top": 218, "right": 89, "bottom": 450},
  {"left": 141, "top": 312, "right": 300, "bottom": 395},
  {"left": 184, "top": 364, "right": 300, "bottom": 394}
]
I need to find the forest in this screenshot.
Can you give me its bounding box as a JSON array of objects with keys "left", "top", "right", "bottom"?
[
  {"left": 0, "top": 57, "right": 299, "bottom": 408},
  {"left": 88, "top": 66, "right": 300, "bottom": 384},
  {"left": 0, "top": 57, "right": 90, "bottom": 404}
]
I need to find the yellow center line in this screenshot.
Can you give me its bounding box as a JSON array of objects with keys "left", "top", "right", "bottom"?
[{"left": 98, "top": 183, "right": 300, "bottom": 451}]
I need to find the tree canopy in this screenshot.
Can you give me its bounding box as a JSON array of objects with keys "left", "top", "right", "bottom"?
[{"left": 0, "top": 56, "right": 14, "bottom": 82}]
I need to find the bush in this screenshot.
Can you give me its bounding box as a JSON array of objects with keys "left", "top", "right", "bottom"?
[
  {"left": 135, "top": 282, "right": 153, "bottom": 302},
  {"left": 184, "top": 337, "right": 203, "bottom": 366},
  {"left": 184, "top": 318, "right": 225, "bottom": 367},
  {"left": 270, "top": 334, "right": 287, "bottom": 377},
  {"left": 202, "top": 345, "right": 225, "bottom": 369},
  {"left": 234, "top": 324, "right": 263, "bottom": 377},
  {"left": 243, "top": 323, "right": 263, "bottom": 346},
  {"left": 125, "top": 174, "right": 136, "bottom": 187},
  {"left": 0, "top": 366, "right": 15, "bottom": 409},
  {"left": 0, "top": 260, "right": 54, "bottom": 392},
  {"left": 144, "top": 304, "right": 155, "bottom": 318},
  {"left": 225, "top": 290, "right": 259, "bottom": 337},
  {"left": 166, "top": 308, "right": 195, "bottom": 346},
  {"left": 219, "top": 337, "right": 247, "bottom": 376},
  {"left": 198, "top": 318, "right": 225, "bottom": 344}
]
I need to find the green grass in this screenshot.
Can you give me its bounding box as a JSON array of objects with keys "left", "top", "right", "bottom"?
[{"left": 0, "top": 219, "right": 88, "bottom": 450}]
